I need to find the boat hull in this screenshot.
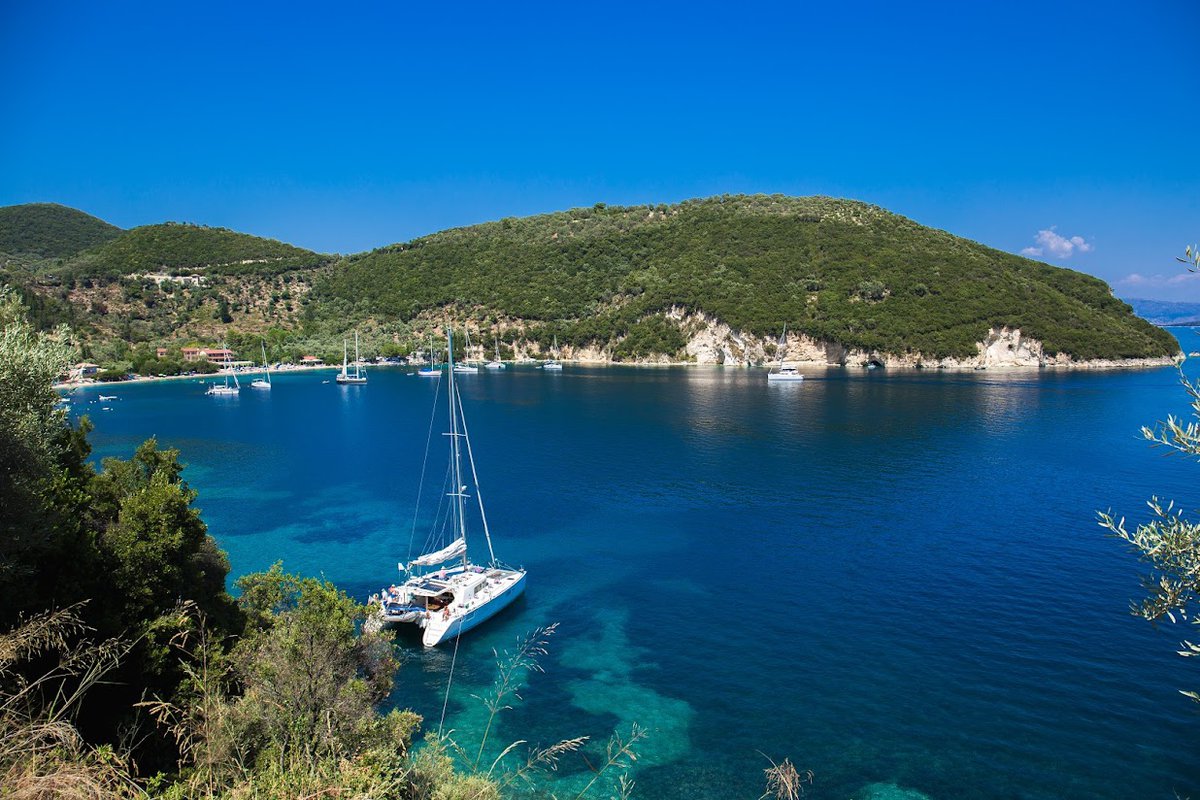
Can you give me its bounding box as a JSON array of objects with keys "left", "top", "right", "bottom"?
[
  {"left": 336, "top": 375, "right": 367, "bottom": 384},
  {"left": 767, "top": 373, "right": 804, "bottom": 382},
  {"left": 422, "top": 571, "right": 526, "bottom": 647}
]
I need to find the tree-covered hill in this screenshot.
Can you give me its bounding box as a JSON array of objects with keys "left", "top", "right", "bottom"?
[
  {"left": 312, "top": 194, "right": 1176, "bottom": 361},
  {"left": 0, "top": 195, "right": 1179, "bottom": 364},
  {"left": 0, "top": 202, "right": 122, "bottom": 258},
  {"left": 65, "top": 222, "right": 330, "bottom": 278}
]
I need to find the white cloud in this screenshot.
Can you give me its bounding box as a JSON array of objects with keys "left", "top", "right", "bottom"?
[
  {"left": 1020, "top": 227, "right": 1093, "bottom": 259},
  {"left": 1118, "top": 272, "right": 1200, "bottom": 288}
]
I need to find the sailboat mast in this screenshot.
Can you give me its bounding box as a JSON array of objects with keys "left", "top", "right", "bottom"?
[
  {"left": 447, "top": 329, "right": 468, "bottom": 566},
  {"left": 354, "top": 331, "right": 361, "bottom": 379}
]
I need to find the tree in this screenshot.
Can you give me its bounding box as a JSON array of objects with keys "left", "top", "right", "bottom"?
[
  {"left": 232, "top": 564, "right": 400, "bottom": 765},
  {"left": 1099, "top": 244, "right": 1200, "bottom": 702}
]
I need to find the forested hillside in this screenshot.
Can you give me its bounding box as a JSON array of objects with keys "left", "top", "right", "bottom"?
[
  {"left": 64, "top": 222, "right": 330, "bottom": 278},
  {"left": 0, "top": 196, "right": 1178, "bottom": 366},
  {"left": 313, "top": 195, "right": 1175, "bottom": 361},
  {"left": 0, "top": 202, "right": 121, "bottom": 258}
]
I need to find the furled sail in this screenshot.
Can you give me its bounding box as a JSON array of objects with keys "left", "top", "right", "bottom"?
[{"left": 407, "top": 537, "right": 466, "bottom": 570}]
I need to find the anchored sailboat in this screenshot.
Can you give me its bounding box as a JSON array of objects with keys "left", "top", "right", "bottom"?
[
  {"left": 370, "top": 329, "right": 526, "bottom": 647},
  {"left": 206, "top": 345, "right": 240, "bottom": 395},
  {"left": 767, "top": 324, "right": 804, "bottom": 383},
  {"left": 250, "top": 342, "right": 271, "bottom": 389},
  {"left": 417, "top": 332, "right": 442, "bottom": 377},
  {"left": 541, "top": 335, "right": 563, "bottom": 371},
  {"left": 485, "top": 336, "right": 505, "bottom": 370},
  {"left": 337, "top": 331, "right": 368, "bottom": 385},
  {"left": 453, "top": 328, "right": 479, "bottom": 374}
]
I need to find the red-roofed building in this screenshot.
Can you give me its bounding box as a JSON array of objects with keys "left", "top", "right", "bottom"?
[
  {"left": 202, "top": 349, "right": 234, "bottom": 364},
  {"left": 300, "top": 355, "right": 323, "bottom": 365}
]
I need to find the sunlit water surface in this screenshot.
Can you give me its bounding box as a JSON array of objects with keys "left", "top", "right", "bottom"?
[{"left": 72, "top": 333, "right": 1200, "bottom": 799}]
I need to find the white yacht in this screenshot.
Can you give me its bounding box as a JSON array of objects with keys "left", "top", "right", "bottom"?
[
  {"left": 767, "top": 324, "right": 804, "bottom": 383},
  {"left": 369, "top": 330, "right": 526, "bottom": 647},
  {"left": 485, "top": 336, "right": 506, "bottom": 370},
  {"left": 250, "top": 342, "right": 272, "bottom": 389},
  {"left": 541, "top": 335, "right": 563, "bottom": 371},
  {"left": 417, "top": 333, "right": 442, "bottom": 377},
  {"left": 206, "top": 346, "right": 240, "bottom": 395},
  {"left": 453, "top": 328, "right": 479, "bottom": 374},
  {"left": 337, "top": 331, "right": 368, "bottom": 385}
]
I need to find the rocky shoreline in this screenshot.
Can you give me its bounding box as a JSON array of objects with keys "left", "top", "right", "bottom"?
[{"left": 515, "top": 311, "right": 1179, "bottom": 371}]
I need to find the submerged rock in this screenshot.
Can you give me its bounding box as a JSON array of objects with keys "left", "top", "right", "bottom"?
[{"left": 854, "top": 782, "right": 935, "bottom": 800}]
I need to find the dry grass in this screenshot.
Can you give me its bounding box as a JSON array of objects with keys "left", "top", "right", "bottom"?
[
  {"left": 0, "top": 605, "right": 140, "bottom": 800},
  {"left": 760, "top": 755, "right": 813, "bottom": 800}
]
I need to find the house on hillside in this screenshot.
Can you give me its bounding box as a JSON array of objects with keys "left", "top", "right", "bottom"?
[
  {"left": 202, "top": 348, "right": 234, "bottom": 364},
  {"left": 181, "top": 347, "right": 235, "bottom": 364}
]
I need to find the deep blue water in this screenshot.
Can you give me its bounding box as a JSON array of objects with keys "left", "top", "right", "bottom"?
[{"left": 70, "top": 337, "right": 1200, "bottom": 799}]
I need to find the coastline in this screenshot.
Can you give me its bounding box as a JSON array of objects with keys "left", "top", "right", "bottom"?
[
  {"left": 56, "top": 363, "right": 341, "bottom": 390},
  {"left": 56, "top": 357, "right": 1178, "bottom": 391}
]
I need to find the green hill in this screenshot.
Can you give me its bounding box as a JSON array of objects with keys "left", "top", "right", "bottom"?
[
  {"left": 312, "top": 194, "right": 1176, "bottom": 361},
  {"left": 66, "top": 222, "right": 329, "bottom": 278},
  {"left": 1, "top": 195, "right": 1178, "bottom": 364},
  {"left": 0, "top": 202, "right": 122, "bottom": 258}
]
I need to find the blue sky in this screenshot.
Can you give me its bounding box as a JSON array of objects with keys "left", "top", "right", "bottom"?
[{"left": 2, "top": 1, "right": 1198, "bottom": 300}]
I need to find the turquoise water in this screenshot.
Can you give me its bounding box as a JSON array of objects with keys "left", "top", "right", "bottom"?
[{"left": 72, "top": 339, "right": 1200, "bottom": 799}]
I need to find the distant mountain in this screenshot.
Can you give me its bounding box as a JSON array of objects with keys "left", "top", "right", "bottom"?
[
  {"left": 0, "top": 202, "right": 121, "bottom": 258},
  {"left": 1127, "top": 298, "right": 1200, "bottom": 327}
]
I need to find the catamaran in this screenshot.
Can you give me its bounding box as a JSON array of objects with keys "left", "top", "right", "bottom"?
[
  {"left": 369, "top": 330, "right": 526, "bottom": 647},
  {"left": 250, "top": 342, "right": 272, "bottom": 389},
  {"left": 485, "top": 336, "right": 506, "bottom": 370},
  {"left": 541, "top": 335, "right": 563, "bottom": 371},
  {"left": 337, "top": 331, "right": 368, "bottom": 385},
  {"left": 767, "top": 324, "right": 804, "bottom": 383},
  {"left": 206, "top": 346, "right": 240, "bottom": 395}
]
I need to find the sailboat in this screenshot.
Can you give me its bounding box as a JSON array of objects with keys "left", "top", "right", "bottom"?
[
  {"left": 369, "top": 329, "right": 526, "bottom": 646},
  {"left": 417, "top": 333, "right": 442, "bottom": 377},
  {"left": 453, "top": 328, "right": 479, "bottom": 374},
  {"left": 336, "top": 331, "right": 368, "bottom": 385},
  {"left": 250, "top": 342, "right": 272, "bottom": 389},
  {"left": 205, "top": 345, "right": 240, "bottom": 395},
  {"left": 485, "top": 336, "right": 506, "bottom": 370},
  {"left": 541, "top": 335, "right": 563, "bottom": 371},
  {"left": 767, "top": 324, "right": 804, "bottom": 382}
]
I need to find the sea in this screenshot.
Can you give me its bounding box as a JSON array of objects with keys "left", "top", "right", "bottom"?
[{"left": 68, "top": 332, "right": 1200, "bottom": 800}]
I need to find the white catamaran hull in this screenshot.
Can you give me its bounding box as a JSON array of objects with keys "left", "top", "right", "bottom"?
[
  {"left": 767, "top": 372, "right": 804, "bottom": 382},
  {"left": 420, "top": 570, "right": 526, "bottom": 647}
]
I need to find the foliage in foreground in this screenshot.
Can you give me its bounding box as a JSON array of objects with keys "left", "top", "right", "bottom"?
[
  {"left": 1099, "top": 245, "right": 1200, "bottom": 703},
  {"left": 1100, "top": 368, "right": 1200, "bottom": 702}
]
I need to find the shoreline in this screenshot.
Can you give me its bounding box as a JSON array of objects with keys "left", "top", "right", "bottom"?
[
  {"left": 56, "top": 356, "right": 1178, "bottom": 390},
  {"left": 56, "top": 363, "right": 341, "bottom": 390}
]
